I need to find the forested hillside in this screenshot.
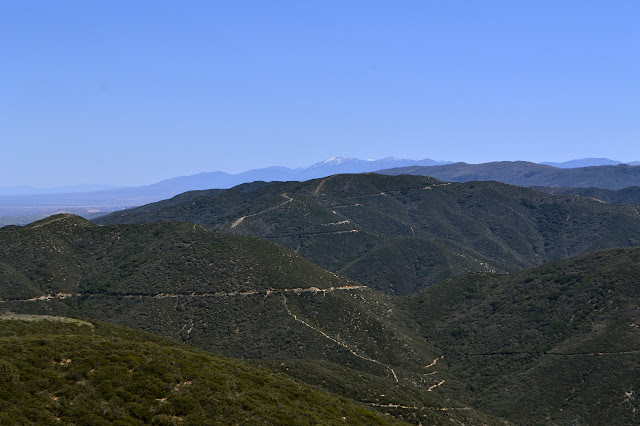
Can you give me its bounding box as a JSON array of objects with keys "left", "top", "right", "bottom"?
[
  {"left": 404, "top": 247, "right": 640, "bottom": 424},
  {"left": 0, "top": 315, "right": 398, "bottom": 425},
  {"left": 0, "top": 215, "right": 499, "bottom": 425},
  {"left": 97, "top": 173, "right": 640, "bottom": 295}
]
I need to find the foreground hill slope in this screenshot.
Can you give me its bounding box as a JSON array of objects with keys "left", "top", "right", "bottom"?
[
  {"left": 0, "top": 215, "right": 499, "bottom": 425},
  {"left": 3, "top": 214, "right": 637, "bottom": 424},
  {"left": 97, "top": 173, "right": 640, "bottom": 295},
  {"left": 404, "top": 247, "right": 640, "bottom": 424},
  {"left": 0, "top": 315, "right": 397, "bottom": 425},
  {"left": 381, "top": 161, "right": 640, "bottom": 190}
]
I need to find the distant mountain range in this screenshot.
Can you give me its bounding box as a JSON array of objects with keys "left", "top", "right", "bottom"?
[
  {"left": 0, "top": 157, "right": 450, "bottom": 218},
  {"left": 2, "top": 157, "right": 640, "bottom": 222},
  {"left": 540, "top": 157, "right": 627, "bottom": 168},
  {"left": 382, "top": 161, "right": 640, "bottom": 190},
  {"left": 0, "top": 157, "right": 450, "bottom": 197},
  {"left": 3, "top": 157, "right": 639, "bottom": 198}
]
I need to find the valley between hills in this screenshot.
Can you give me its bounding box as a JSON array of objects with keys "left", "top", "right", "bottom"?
[{"left": 1, "top": 171, "right": 640, "bottom": 425}]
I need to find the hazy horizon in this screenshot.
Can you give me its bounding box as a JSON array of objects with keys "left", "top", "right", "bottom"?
[
  {"left": 3, "top": 1, "right": 639, "bottom": 187},
  {"left": 1, "top": 155, "right": 639, "bottom": 191}
]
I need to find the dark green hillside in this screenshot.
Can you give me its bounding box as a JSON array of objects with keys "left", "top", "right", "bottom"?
[
  {"left": 0, "top": 215, "right": 500, "bottom": 425},
  {"left": 533, "top": 185, "right": 640, "bottom": 205},
  {"left": 4, "top": 213, "right": 637, "bottom": 423},
  {"left": 381, "top": 161, "right": 640, "bottom": 190},
  {"left": 404, "top": 247, "right": 640, "bottom": 424},
  {"left": 96, "top": 173, "right": 640, "bottom": 295},
  {"left": 0, "top": 315, "right": 398, "bottom": 425},
  {"left": 0, "top": 214, "right": 349, "bottom": 299}
]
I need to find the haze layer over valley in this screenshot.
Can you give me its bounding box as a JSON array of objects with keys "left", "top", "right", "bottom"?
[{"left": 3, "top": 157, "right": 640, "bottom": 226}]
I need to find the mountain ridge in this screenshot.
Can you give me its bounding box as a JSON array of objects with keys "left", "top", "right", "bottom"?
[
  {"left": 381, "top": 161, "right": 640, "bottom": 190},
  {"left": 540, "top": 157, "right": 623, "bottom": 168},
  {"left": 5, "top": 158, "right": 640, "bottom": 223},
  {"left": 532, "top": 185, "right": 640, "bottom": 205},
  {"left": 0, "top": 157, "right": 449, "bottom": 221},
  {"left": 96, "top": 173, "right": 640, "bottom": 295}
]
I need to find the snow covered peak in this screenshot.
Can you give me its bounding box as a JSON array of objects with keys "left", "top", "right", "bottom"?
[
  {"left": 304, "top": 156, "right": 451, "bottom": 175},
  {"left": 322, "top": 157, "right": 349, "bottom": 165}
]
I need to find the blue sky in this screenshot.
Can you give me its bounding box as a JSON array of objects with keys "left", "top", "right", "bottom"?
[{"left": 2, "top": 1, "right": 639, "bottom": 186}]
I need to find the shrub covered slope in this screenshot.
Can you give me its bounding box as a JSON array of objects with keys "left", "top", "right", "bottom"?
[
  {"left": 404, "top": 247, "right": 640, "bottom": 424},
  {"left": 96, "top": 173, "right": 640, "bottom": 295},
  {"left": 0, "top": 215, "right": 499, "bottom": 425},
  {"left": 0, "top": 315, "right": 398, "bottom": 425},
  {"left": 3, "top": 213, "right": 639, "bottom": 424}
]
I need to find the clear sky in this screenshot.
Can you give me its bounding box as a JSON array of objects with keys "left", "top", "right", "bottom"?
[{"left": 2, "top": 1, "right": 639, "bottom": 187}]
